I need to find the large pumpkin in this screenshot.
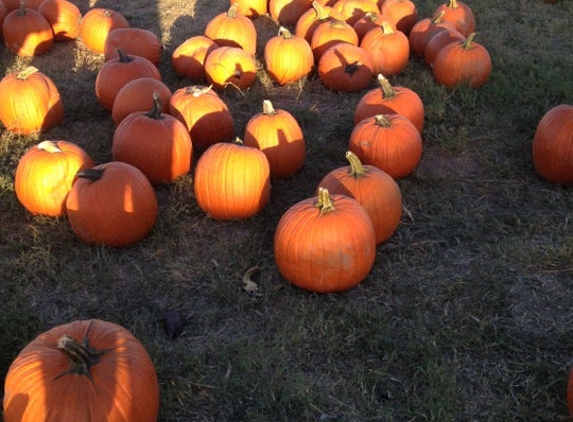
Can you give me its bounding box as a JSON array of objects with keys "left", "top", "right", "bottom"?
[
  {"left": 171, "top": 35, "right": 219, "bottom": 82},
  {"left": 0, "top": 66, "right": 64, "bottom": 135},
  {"left": 3, "top": 2, "right": 54, "bottom": 56},
  {"left": 232, "top": 0, "right": 268, "bottom": 18},
  {"left": 103, "top": 27, "right": 163, "bottom": 66},
  {"left": 204, "top": 3, "right": 257, "bottom": 56},
  {"left": 318, "top": 151, "right": 402, "bottom": 244},
  {"left": 317, "top": 42, "right": 373, "bottom": 92},
  {"left": 79, "top": 8, "right": 129, "bottom": 54},
  {"left": 3, "top": 319, "right": 159, "bottom": 422},
  {"left": 15, "top": 140, "right": 94, "bottom": 217},
  {"left": 531, "top": 104, "right": 573, "bottom": 185},
  {"left": 111, "top": 77, "right": 172, "bottom": 126},
  {"left": 269, "top": 0, "right": 313, "bottom": 26},
  {"left": 66, "top": 161, "right": 158, "bottom": 247},
  {"left": 360, "top": 20, "right": 410, "bottom": 76},
  {"left": 264, "top": 26, "right": 314, "bottom": 86},
  {"left": 274, "top": 187, "right": 376, "bottom": 293},
  {"left": 38, "top": 0, "right": 82, "bottom": 41},
  {"left": 310, "top": 18, "right": 359, "bottom": 62},
  {"left": 433, "top": 0, "right": 475, "bottom": 36},
  {"left": 379, "top": 0, "right": 418, "bottom": 35},
  {"left": 295, "top": 1, "right": 343, "bottom": 43},
  {"left": 203, "top": 46, "right": 257, "bottom": 90},
  {"left": 193, "top": 139, "right": 271, "bottom": 220}
]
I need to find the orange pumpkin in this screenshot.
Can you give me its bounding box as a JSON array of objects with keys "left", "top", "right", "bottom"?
[
  {"left": 66, "top": 162, "right": 158, "bottom": 247},
  {"left": 38, "top": 0, "right": 82, "bottom": 41},
  {"left": 433, "top": 0, "right": 475, "bottom": 36},
  {"left": 532, "top": 104, "right": 573, "bottom": 185},
  {"left": 354, "top": 73, "right": 424, "bottom": 132},
  {"left": 274, "top": 187, "right": 376, "bottom": 293},
  {"left": 243, "top": 99, "right": 306, "bottom": 178},
  {"left": 349, "top": 113, "right": 423, "bottom": 178},
  {"left": 232, "top": 0, "right": 268, "bottom": 18},
  {"left": 408, "top": 10, "right": 456, "bottom": 57},
  {"left": 317, "top": 42, "right": 373, "bottom": 92},
  {"left": 203, "top": 46, "right": 257, "bottom": 90},
  {"left": 79, "top": 8, "right": 129, "bottom": 54},
  {"left": 111, "top": 77, "right": 172, "bottom": 126},
  {"left": 352, "top": 12, "right": 396, "bottom": 42},
  {"left": 295, "top": 1, "right": 344, "bottom": 43},
  {"left": 168, "top": 85, "right": 235, "bottom": 152},
  {"left": 95, "top": 49, "right": 162, "bottom": 111},
  {"left": 0, "top": 66, "right": 64, "bottom": 135},
  {"left": 15, "top": 140, "right": 94, "bottom": 217},
  {"left": 264, "top": 26, "right": 314, "bottom": 85},
  {"left": 360, "top": 20, "right": 410, "bottom": 75},
  {"left": 3, "top": 2, "right": 54, "bottom": 56},
  {"left": 423, "top": 27, "right": 465, "bottom": 67},
  {"left": 112, "top": 93, "right": 193, "bottom": 185},
  {"left": 193, "top": 139, "right": 271, "bottom": 220},
  {"left": 3, "top": 319, "right": 159, "bottom": 422},
  {"left": 379, "top": 0, "right": 418, "bottom": 35},
  {"left": 318, "top": 151, "right": 402, "bottom": 244},
  {"left": 204, "top": 3, "right": 257, "bottom": 56},
  {"left": 171, "top": 35, "right": 219, "bottom": 81},
  {"left": 269, "top": 0, "right": 313, "bottom": 26},
  {"left": 103, "top": 28, "right": 163, "bottom": 66},
  {"left": 310, "top": 18, "right": 359, "bottom": 61},
  {"left": 331, "top": 0, "right": 380, "bottom": 26}
]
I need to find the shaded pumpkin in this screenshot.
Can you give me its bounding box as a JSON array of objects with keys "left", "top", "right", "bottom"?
[
  {"left": 532, "top": 104, "right": 573, "bottom": 185},
  {"left": 318, "top": 42, "right": 373, "bottom": 92},
  {"left": 360, "top": 20, "right": 410, "bottom": 75},
  {"left": 232, "top": 0, "right": 268, "bottom": 18},
  {"left": 79, "top": 8, "right": 129, "bottom": 54},
  {"left": 269, "top": 0, "right": 313, "bottom": 26},
  {"left": 331, "top": 0, "right": 381, "bottom": 26},
  {"left": 295, "top": 1, "right": 344, "bottom": 43},
  {"left": 379, "top": 0, "right": 418, "bottom": 35},
  {"left": 171, "top": 35, "right": 219, "bottom": 81},
  {"left": 433, "top": 0, "right": 475, "bottom": 36},
  {"left": 352, "top": 12, "right": 396, "bottom": 42},
  {"left": 203, "top": 46, "right": 257, "bottom": 90},
  {"left": 408, "top": 10, "right": 456, "bottom": 57},
  {"left": 274, "top": 187, "right": 376, "bottom": 293},
  {"left": 243, "top": 99, "right": 306, "bottom": 178},
  {"left": 0, "top": 66, "right": 64, "bottom": 135},
  {"left": 193, "top": 138, "right": 271, "bottom": 220},
  {"left": 423, "top": 26, "right": 465, "bottom": 67},
  {"left": 349, "top": 113, "right": 422, "bottom": 178},
  {"left": 310, "top": 18, "right": 359, "bottom": 61},
  {"left": 3, "top": 2, "right": 54, "bottom": 56},
  {"left": 112, "top": 92, "right": 193, "bottom": 185},
  {"left": 104, "top": 27, "right": 163, "bottom": 66},
  {"left": 111, "top": 77, "right": 172, "bottom": 126},
  {"left": 3, "top": 319, "right": 159, "bottom": 422},
  {"left": 38, "top": 0, "right": 82, "bottom": 41},
  {"left": 66, "top": 161, "right": 158, "bottom": 247},
  {"left": 264, "top": 26, "right": 314, "bottom": 85},
  {"left": 318, "top": 150, "right": 402, "bottom": 244},
  {"left": 204, "top": 3, "right": 257, "bottom": 56},
  {"left": 15, "top": 140, "right": 94, "bottom": 217}
]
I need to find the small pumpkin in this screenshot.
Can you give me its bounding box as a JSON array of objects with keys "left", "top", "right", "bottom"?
[
  {"left": 111, "top": 77, "right": 172, "bottom": 126},
  {"left": 274, "top": 187, "right": 376, "bottom": 293},
  {"left": 318, "top": 150, "right": 402, "bottom": 244},
  {"left": 264, "top": 26, "right": 314, "bottom": 85},
  {"left": 15, "top": 140, "right": 94, "bottom": 217},
  {"left": 38, "top": 0, "right": 82, "bottom": 41},
  {"left": 79, "top": 8, "right": 129, "bottom": 54},
  {"left": 531, "top": 104, "right": 573, "bottom": 185},
  {"left": 318, "top": 42, "right": 373, "bottom": 92},
  {"left": 204, "top": 3, "right": 257, "bottom": 56},
  {"left": 243, "top": 99, "right": 306, "bottom": 178},
  {"left": 3, "top": 319, "right": 159, "bottom": 422},
  {"left": 3, "top": 2, "right": 54, "bottom": 56},
  {"left": 0, "top": 66, "right": 64, "bottom": 135},
  {"left": 66, "top": 162, "right": 158, "bottom": 247},
  {"left": 193, "top": 138, "right": 271, "bottom": 220},
  {"left": 112, "top": 92, "right": 193, "bottom": 185},
  {"left": 171, "top": 35, "right": 219, "bottom": 81},
  {"left": 360, "top": 20, "right": 410, "bottom": 76},
  {"left": 103, "top": 27, "right": 163, "bottom": 66},
  {"left": 349, "top": 113, "right": 422, "bottom": 178},
  {"left": 203, "top": 46, "right": 257, "bottom": 90}
]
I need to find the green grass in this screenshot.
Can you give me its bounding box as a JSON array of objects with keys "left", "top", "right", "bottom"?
[{"left": 1, "top": 0, "right": 572, "bottom": 421}]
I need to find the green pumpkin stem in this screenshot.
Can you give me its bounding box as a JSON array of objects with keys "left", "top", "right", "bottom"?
[
  {"left": 77, "top": 168, "right": 104, "bottom": 181},
  {"left": 374, "top": 114, "right": 392, "bottom": 127},
  {"left": 316, "top": 187, "right": 335, "bottom": 214},
  {"left": 56, "top": 334, "right": 109, "bottom": 378},
  {"left": 345, "top": 151, "right": 366, "bottom": 178},
  {"left": 376, "top": 74, "right": 396, "bottom": 99},
  {"left": 262, "top": 99, "right": 277, "bottom": 116},
  {"left": 431, "top": 10, "right": 446, "bottom": 23},
  {"left": 146, "top": 92, "right": 163, "bottom": 120},
  {"left": 462, "top": 32, "right": 476, "bottom": 50}
]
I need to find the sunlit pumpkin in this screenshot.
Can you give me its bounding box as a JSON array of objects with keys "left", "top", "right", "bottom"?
[
  {"left": 171, "top": 35, "right": 219, "bottom": 82},
  {"left": 318, "top": 42, "right": 373, "bottom": 92},
  {"left": 204, "top": 3, "right": 257, "bottom": 56},
  {"left": 111, "top": 77, "right": 172, "bottom": 126},
  {"left": 379, "top": 0, "right": 418, "bottom": 35},
  {"left": 433, "top": 0, "right": 475, "bottom": 36},
  {"left": 79, "top": 8, "right": 129, "bottom": 54},
  {"left": 360, "top": 20, "right": 410, "bottom": 75},
  {"left": 264, "top": 26, "right": 314, "bottom": 85},
  {"left": 103, "top": 27, "right": 163, "bottom": 66},
  {"left": 3, "top": 2, "right": 54, "bottom": 56},
  {"left": 203, "top": 46, "right": 257, "bottom": 90},
  {"left": 232, "top": 0, "right": 268, "bottom": 18},
  {"left": 38, "top": 0, "right": 82, "bottom": 41},
  {"left": 269, "top": 0, "right": 313, "bottom": 26}
]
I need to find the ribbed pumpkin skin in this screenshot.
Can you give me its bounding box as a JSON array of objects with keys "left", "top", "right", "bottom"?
[
  {"left": 0, "top": 67, "right": 64, "bottom": 135},
  {"left": 66, "top": 162, "right": 158, "bottom": 247},
  {"left": 204, "top": 4, "right": 257, "bottom": 56},
  {"left": 349, "top": 114, "right": 422, "bottom": 178},
  {"left": 379, "top": 0, "right": 419, "bottom": 35},
  {"left": 111, "top": 77, "right": 172, "bottom": 126},
  {"left": 3, "top": 5, "right": 54, "bottom": 56},
  {"left": 38, "top": 0, "right": 82, "bottom": 41},
  {"left": 423, "top": 27, "right": 465, "bottom": 67},
  {"left": 80, "top": 8, "right": 129, "bottom": 54},
  {"left": 15, "top": 141, "right": 93, "bottom": 217},
  {"left": 193, "top": 141, "right": 271, "bottom": 220},
  {"left": 310, "top": 19, "right": 359, "bottom": 61},
  {"left": 243, "top": 100, "right": 306, "bottom": 178},
  {"left": 408, "top": 13, "right": 456, "bottom": 57},
  {"left": 360, "top": 22, "right": 410, "bottom": 75},
  {"left": 3, "top": 319, "right": 159, "bottom": 422},
  {"left": 274, "top": 189, "right": 376, "bottom": 293},
  {"left": 318, "top": 152, "right": 402, "bottom": 244},
  {"left": 203, "top": 46, "right": 257, "bottom": 90},
  {"left": 434, "top": 0, "right": 475, "bottom": 36},
  {"left": 318, "top": 43, "right": 373, "bottom": 92},
  {"left": 332, "top": 0, "right": 381, "bottom": 26},
  {"left": 232, "top": 0, "right": 268, "bottom": 18},
  {"left": 103, "top": 28, "right": 163, "bottom": 65},
  {"left": 171, "top": 35, "right": 219, "bottom": 81},
  {"left": 264, "top": 27, "right": 314, "bottom": 85},
  {"left": 295, "top": 2, "right": 344, "bottom": 43},
  {"left": 269, "top": 0, "right": 313, "bottom": 26},
  {"left": 532, "top": 104, "right": 573, "bottom": 185}
]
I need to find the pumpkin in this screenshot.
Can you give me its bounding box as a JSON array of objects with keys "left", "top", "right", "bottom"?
[
  {"left": 79, "top": 8, "right": 129, "bottom": 54},
  {"left": 352, "top": 12, "right": 396, "bottom": 42},
  {"left": 66, "top": 162, "right": 158, "bottom": 247},
  {"left": 408, "top": 10, "right": 456, "bottom": 57},
  {"left": 3, "top": 319, "right": 159, "bottom": 422},
  {"left": 318, "top": 42, "right": 373, "bottom": 92},
  {"left": 203, "top": 46, "right": 257, "bottom": 90},
  {"left": 0, "top": 66, "right": 64, "bottom": 135},
  {"left": 295, "top": 1, "right": 343, "bottom": 43},
  {"left": 243, "top": 99, "right": 306, "bottom": 178},
  {"left": 3, "top": 2, "right": 54, "bottom": 56},
  {"left": 14, "top": 140, "right": 94, "bottom": 217},
  {"left": 171, "top": 35, "right": 219, "bottom": 81},
  {"left": 349, "top": 113, "right": 422, "bottom": 178},
  {"left": 111, "top": 77, "right": 172, "bottom": 126},
  {"left": 112, "top": 92, "right": 193, "bottom": 185},
  {"left": 269, "top": 0, "right": 313, "bottom": 26},
  {"left": 103, "top": 27, "right": 163, "bottom": 66},
  {"left": 310, "top": 18, "right": 359, "bottom": 61},
  {"left": 531, "top": 104, "right": 573, "bottom": 185},
  {"left": 264, "top": 26, "right": 314, "bottom": 85},
  {"left": 331, "top": 0, "right": 381, "bottom": 26},
  {"left": 423, "top": 26, "right": 465, "bottom": 67},
  {"left": 433, "top": 0, "right": 475, "bottom": 36},
  {"left": 274, "top": 187, "right": 376, "bottom": 293},
  {"left": 360, "top": 20, "right": 410, "bottom": 75},
  {"left": 379, "top": 0, "right": 418, "bottom": 35},
  {"left": 193, "top": 138, "right": 271, "bottom": 220},
  {"left": 38, "top": 0, "right": 82, "bottom": 41},
  {"left": 204, "top": 3, "right": 257, "bottom": 56},
  {"left": 168, "top": 85, "right": 235, "bottom": 152},
  {"left": 318, "top": 151, "right": 402, "bottom": 244},
  {"left": 95, "top": 49, "right": 162, "bottom": 111},
  {"left": 432, "top": 32, "right": 492, "bottom": 88},
  {"left": 232, "top": 0, "right": 268, "bottom": 18},
  {"left": 354, "top": 73, "right": 424, "bottom": 132}
]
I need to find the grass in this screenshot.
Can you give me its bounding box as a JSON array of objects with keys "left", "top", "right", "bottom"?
[{"left": 1, "top": 0, "right": 572, "bottom": 420}]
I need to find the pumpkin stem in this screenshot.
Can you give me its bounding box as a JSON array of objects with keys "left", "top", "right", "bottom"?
[
  {"left": 374, "top": 114, "right": 392, "bottom": 127},
  {"left": 233, "top": 136, "right": 244, "bottom": 145},
  {"left": 376, "top": 74, "right": 396, "bottom": 98},
  {"left": 363, "top": 12, "right": 381, "bottom": 24},
  {"left": 16, "top": 66, "right": 39, "bottom": 80},
  {"left": 262, "top": 99, "right": 277, "bottom": 116},
  {"left": 278, "top": 26, "right": 293, "bottom": 39},
  {"left": 462, "top": 32, "right": 476, "bottom": 50},
  {"left": 18, "top": 1, "right": 27, "bottom": 15},
  {"left": 117, "top": 49, "right": 133, "bottom": 63},
  {"left": 431, "top": 10, "right": 446, "bottom": 23},
  {"left": 316, "top": 187, "right": 335, "bottom": 214},
  {"left": 38, "top": 140, "right": 62, "bottom": 153},
  {"left": 56, "top": 332, "right": 111, "bottom": 379},
  {"left": 381, "top": 20, "right": 395, "bottom": 34},
  {"left": 345, "top": 61, "right": 363, "bottom": 76},
  {"left": 345, "top": 151, "right": 366, "bottom": 178},
  {"left": 311, "top": 1, "right": 331, "bottom": 21},
  {"left": 228, "top": 3, "right": 239, "bottom": 18},
  {"left": 448, "top": 0, "right": 458, "bottom": 9},
  {"left": 146, "top": 92, "right": 163, "bottom": 120},
  {"left": 187, "top": 85, "right": 213, "bottom": 97},
  {"left": 77, "top": 168, "right": 104, "bottom": 181}
]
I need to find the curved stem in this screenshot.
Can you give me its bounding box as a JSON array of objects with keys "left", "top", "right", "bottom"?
[
  {"left": 17, "top": 66, "right": 39, "bottom": 80},
  {"left": 262, "top": 99, "right": 277, "bottom": 116},
  {"left": 117, "top": 49, "right": 133, "bottom": 63},
  {"left": 311, "top": 1, "right": 331, "bottom": 21},
  {"left": 146, "top": 92, "right": 163, "bottom": 120},
  {"left": 374, "top": 114, "right": 392, "bottom": 127},
  {"left": 376, "top": 74, "right": 396, "bottom": 99},
  {"left": 38, "top": 140, "right": 62, "bottom": 153},
  {"left": 316, "top": 187, "right": 335, "bottom": 214},
  {"left": 228, "top": 3, "right": 239, "bottom": 18},
  {"left": 56, "top": 334, "right": 108, "bottom": 378},
  {"left": 462, "top": 32, "right": 476, "bottom": 50},
  {"left": 345, "top": 151, "right": 366, "bottom": 178}
]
